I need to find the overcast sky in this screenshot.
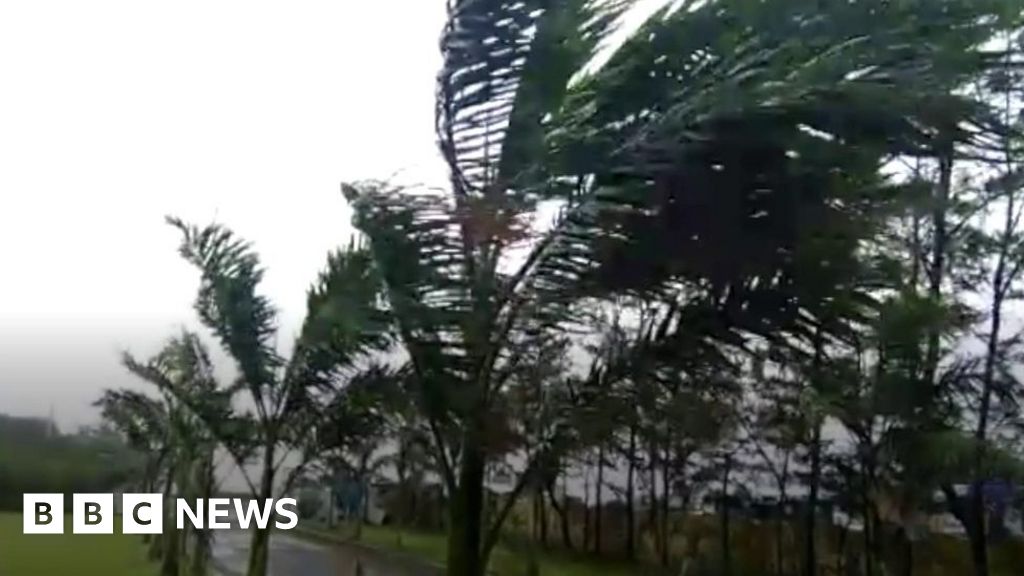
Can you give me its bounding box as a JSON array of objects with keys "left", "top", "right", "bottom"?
[
  {"left": 0, "top": 1, "right": 670, "bottom": 431},
  {"left": 0, "top": 1, "right": 452, "bottom": 429}
]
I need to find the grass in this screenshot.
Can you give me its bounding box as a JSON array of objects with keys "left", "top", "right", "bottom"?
[
  {"left": 298, "top": 518, "right": 1024, "bottom": 576},
  {"left": 0, "top": 512, "right": 155, "bottom": 576},
  {"left": 301, "top": 521, "right": 641, "bottom": 576}
]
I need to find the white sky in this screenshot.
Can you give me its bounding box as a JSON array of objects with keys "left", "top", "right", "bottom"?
[
  {"left": 0, "top": 1, "right": 450, "bottom": 429},
  {"left": 0, "top": 0, "right": 670, "bottom": 431}
]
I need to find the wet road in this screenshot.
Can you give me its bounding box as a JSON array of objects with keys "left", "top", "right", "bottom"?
[
  {"left": 212, "top": 529, "right": 439, "bottom": 576},
  {"left": 212, "top": 529, "right": 352, "bottom": 576}
]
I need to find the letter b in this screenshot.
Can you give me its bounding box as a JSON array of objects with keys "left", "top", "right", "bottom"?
[
  {"left": 23, "top": 494, "right": 64, "bottom": 534},
  {"left": 73, "top": 494, "right": 113, "bottom": 534},
  {"left": 38, "top": 503, "right": 52, "bottom": 525}
]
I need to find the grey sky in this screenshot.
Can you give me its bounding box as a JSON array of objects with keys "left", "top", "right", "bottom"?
[
  {"left": 0, "top": 0, "right": 670, "bottom": 431},
  {"left": 0, "top": 0, "right": 450, "bottom": 429}
]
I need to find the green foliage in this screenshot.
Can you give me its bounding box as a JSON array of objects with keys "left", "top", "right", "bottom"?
[
  {"left": 135, "top": 3, "right": 1024, "bottom": 576},
  {"left": 0, "top": 416, "right": 140, "bottom": 512},
  {"left": 166, "top": 217, "right": 282, "bottom": 399}
]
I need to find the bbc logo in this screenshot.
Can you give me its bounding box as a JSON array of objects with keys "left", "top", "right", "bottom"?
[
  {"left": 24, "top": 493, "right": 298, "bottom": 534},
  {"left": 23, "top": 494, "right": 163, "bottom": 535}
]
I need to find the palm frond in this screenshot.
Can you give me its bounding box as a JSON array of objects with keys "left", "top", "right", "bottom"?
[
  {"left": 519, "top": 0, "right": 1010, "bottom": 353},
  {"left": 94, "top": 389, "right": 168, "bottom": 451},
  {"left": 288, "top": 242, "right": 394, "bottom": 391},
  {"left": 438, "top": 0, "right": 630, "bottom": 199},
  {"left": 166, "top": 217, "right": 282, "bottom": 403},
  {"left": 342, "top": 181, "right": 474, "bottom": 420}
]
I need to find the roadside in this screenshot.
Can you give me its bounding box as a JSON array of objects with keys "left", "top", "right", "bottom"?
[
  {"left": 212, "top": 529, "right": 347, "bottom": 576},
  {"left": 294, "top": 524, "right": 444, "bottom": 576},
  {"left": 212, "top": 526, "right": 440, "bottom": 576},
  {"left": 293, "top": 522, "right": 640, "bottom": 576}
]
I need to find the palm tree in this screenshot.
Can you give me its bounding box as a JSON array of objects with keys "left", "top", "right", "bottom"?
[
  {"left": 166, "top": 224, "right": 392, "bottom": 576},
  {"left": 334, "top": 1, "right": 1005, "bottom": 574},
  {"left": 318, "top": 362, "right": 401, "bottom": 537},
  {"left": 95, "top": 387, "right": 174, "bottom": 564},
  {"left": 95, "top": 389, "right": 170, "bottom": 497},
  {"left": 97, "top": 331, "right": 225, "bottom": 576}
]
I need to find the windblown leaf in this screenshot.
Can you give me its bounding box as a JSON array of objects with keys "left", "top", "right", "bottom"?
[{"left": 167, "top": 217, "right": 282, "bottom": 404}]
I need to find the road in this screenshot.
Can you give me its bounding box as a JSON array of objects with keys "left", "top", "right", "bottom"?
[
  {"left": 213, "top": 529, "right": 349, "bottom": 576},
  {"left": 212, "top": 529, "right": 438, "bottom": 576}
]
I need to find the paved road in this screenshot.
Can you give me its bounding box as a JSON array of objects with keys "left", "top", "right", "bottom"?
[
  {"left": 212, "top": 529, "right": 438, "bottom": 576},
  {"left": 212, "top": 529, "right": 354, "bottom": 576}
]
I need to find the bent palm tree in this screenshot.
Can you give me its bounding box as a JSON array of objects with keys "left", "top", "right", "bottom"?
[
  {"left": 167, "top": 224, "right": 391, "bottom": 576},
  {"left": 98, "top": 331, "right": 225, "bottom": 576},
  {"left": 337, "top": 1, "right": 1006, "bottom": 575}
]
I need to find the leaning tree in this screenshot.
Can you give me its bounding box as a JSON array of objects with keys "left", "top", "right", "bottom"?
[
  {"left": 98, "top": 331, "right": 226, "bottom": 576},
  {"left": 166, "top": 223, "right": 392, "bottom": 576},
  {"left": 332, "top": 1, "right": 1007, "bottom": 574}
]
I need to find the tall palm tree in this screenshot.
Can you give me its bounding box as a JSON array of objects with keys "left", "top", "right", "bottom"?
[
  {"left": 95, "top": 389, "right": 169, "bottom": 496},
  {"left": 95, "top": 387, "right": 173, "bottom": 564},
  {"left": 98, "top": 331, "right": 225, "bottom": 576},
  {"left": 335, "top": 1, "right": 1007, "bottom": 575},
  {"left": 166, "top": 225, "right": 392, "bottom": 576}
]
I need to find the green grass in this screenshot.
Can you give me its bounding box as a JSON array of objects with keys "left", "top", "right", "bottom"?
[
  {"left": 300, "top": 519, "right": 1024, "bottom": 576},
  {"left": 0, "top": 513, "right": 155, "bottom": 576},
  {"left": 303, "top": 522, "right": 640, "bottom": 576}
]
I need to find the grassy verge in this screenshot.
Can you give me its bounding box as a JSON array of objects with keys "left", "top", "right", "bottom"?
[
  {"left": 298, "top": 521, "right": 642, "bottom": 576},
  {"left": 296, "top": 519, "right": 1024, "bottom": 576},
  {"left": 0, "top": 512, "right": 155, "bottom": 576}
]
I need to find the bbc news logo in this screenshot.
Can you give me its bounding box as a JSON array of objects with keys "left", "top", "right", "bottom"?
[{"left": 23, "top": 494, "right": 299, "bottom": 534}]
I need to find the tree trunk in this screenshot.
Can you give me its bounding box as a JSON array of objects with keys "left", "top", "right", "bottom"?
[
  {"left": 356, "top": 478, "right": 370, "bottom": 540},
  {"left": 191, "top": 451, "right": 215, "bottom": 576},
  {"left": 142, "top": 464, "right": 159, "bottom": 546},
  {"left": 538, "top": 490, "right": 548, "bottom": 549},
  {"left": 582, "top": 470, "right": 591, "bottom": 551},
  {"left": 721, "top": 454, "right": 733, "bottom": 576},
  {"left": 546, "top": 484, "right": 573, "bottom": 551},
  {"left": 355, "top": 452, "right": 371, "bottom": 540},
  {"left": 804, "top": 328, "right": 826, "bottom": 576},
  {"left": 967, "top": 147, "right": 1016, "bottom": 576},
  {"left": 246, "top": 445, "right": 276, "bottom": 576},
  {"left": 660, "top": 451, "right": 671, "bottom": 567},
  {"left": 836, "top": 524, "right": 848, "bottom": 576},
  {"left": 532, "top": 491, "right": 540, "bottom": 541},
  {"left": 804, "top": 425, "right": 821, "bottom": 576},
  {"left": 447, "top": 433, "right": 486, "bottom": 576},
  {"left": 161, "top": 526, "right": 180, "bottom": 576},
  {"left": 967, "top": 484, "right": 989, "bottom": 576},
  {"left": 924, "top": 144, "right": 953, "bottom": 387},
  {"left": 648, "top": 441, "right": 658, "bottom": 559},
  {"left": 775, "top": 458, "right": 790, "bottom": 576},
  {"left": 625, "top": 426, "right": 637, "bottom": 560},
  {"left": 246, "top": 524, "right": 272, "bottom": 576},
  {"left": 896, "top": 526, "right": 914, "bottom": 576},
  {"left": 191, "top": 527, "right": 209, "bottom": 576},
  {"left": 776, "top": 511, "right": 786, "bottom": 576},
  {"left": 862, "top": 477, "right": 874, "bottom": 576},
  {"left": 157, "top": 468, "right": 178, "bottom": 575},
  {"left": 396, "top": 442, "right": 408, "bottom": 545},
  {"left": 594, "top": 445, "right": 605, "bottom": 555}
]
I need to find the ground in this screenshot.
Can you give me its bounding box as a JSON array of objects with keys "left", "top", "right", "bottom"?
[
  {"left": 300, "top": 522, "right": 639, "bottom": 576},
  {"left": 212, "top": 529, "right": 362, "bottom": 576},
  {"left": 9, "top": 509, "right": 1022, "bottom": 576},
  {"left": 0, "top": 512, "right": 155, "bottom": 576}
]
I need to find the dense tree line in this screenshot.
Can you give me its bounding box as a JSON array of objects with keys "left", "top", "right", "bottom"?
[
  {"left": 0, "top": 415, "right": 139, "bottom": 511},
  {"left": 95, "top": 1, "right": 1024, "bottom": 576}
]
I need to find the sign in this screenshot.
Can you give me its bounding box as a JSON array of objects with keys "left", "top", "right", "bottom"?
[{"left": 22, "top": 494, "right": 298, "bottom": 534}]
